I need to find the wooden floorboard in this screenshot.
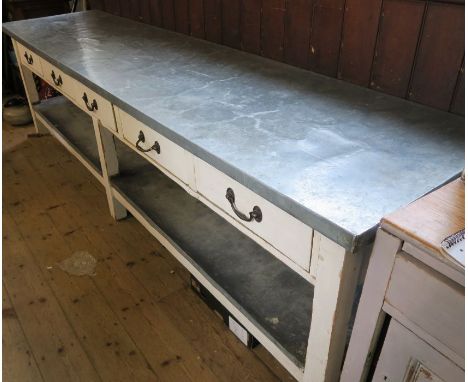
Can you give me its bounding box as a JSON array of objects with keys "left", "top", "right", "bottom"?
[
  {"left": 5, "top": 153, "right": 161, "bottom": 381},
  {"left": 3, "top": 209, "right": 102, "bottom": 382},
  {"left": 3, "top": 284, "right": 44, "bottom": 382},
  {"left": 3, "top": 122, "right": 294, "bottom": 381}
]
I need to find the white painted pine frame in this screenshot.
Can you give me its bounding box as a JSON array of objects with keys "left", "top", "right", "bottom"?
[
  {"left": 108, "top": 117, "right": 368, "bottom": 380},
  {"left": 92, "top": 117, "right": 127, "bottom": 220},
  {"left": 40, "top": 100, "right": 366, "bottom": 381},
  {"left": 13, "top": 38, "right": 369, "bottom": 380},
  {"left": 12, "top": 40, "right": 47, "bottom": 135},
  {"left": 105, "top": 120, "right": 366, "bottom": 380},
  {"left": 304, "top": 233, "right": 364, "bottom": 382},
  {"left": 340, "top": 229, "right": 402, "bottom": 382}
]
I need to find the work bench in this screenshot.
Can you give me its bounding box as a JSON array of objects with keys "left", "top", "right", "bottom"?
[{"left": 3, "top": 10, "right": 464, "bottom": 381}]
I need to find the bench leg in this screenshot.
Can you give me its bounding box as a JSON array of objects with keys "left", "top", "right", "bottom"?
[
  {"left": 304, "top": 233, "right": 364, "bottom": 382},
  {"left": 12, "top": 40, "right": 48, "bottom": 135},
  {"left": 340, "top": 230, "right": 401, "bottom": 382},
  {"left": 92, "top": 117, "right": 127, "bottom": 220}
]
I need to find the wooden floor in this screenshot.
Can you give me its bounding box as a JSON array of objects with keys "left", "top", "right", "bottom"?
[{"left": 3, "top": 121, "right": 294, "bottom": 382}]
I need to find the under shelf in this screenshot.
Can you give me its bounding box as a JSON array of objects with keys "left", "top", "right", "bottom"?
[
  {"left": 32, "top": 95, "right": 314, "bottom": 369},
  {"left": 33, "top": 96, "right": 145, "bottom": 180},
  {"left": 34, "top": 96, "right": 102, "bottom": 174},
  {"left": 111, "top": 150, "right": 314, "bottom": 368}
]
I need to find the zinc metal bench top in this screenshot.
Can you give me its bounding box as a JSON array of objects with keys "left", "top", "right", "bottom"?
[{"left": 3, "top": 10, "right": 464, "bottom": 251}]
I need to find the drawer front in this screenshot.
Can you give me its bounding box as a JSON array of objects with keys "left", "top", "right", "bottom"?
[
  {"left": 119, "top": 109, "right": 192, "bottom": 185},
  {"left": 40, "top": 59, "right": 77, "bottom": 100},
  {"left": 385, "top": 253, "right": 464, "bottom": 359},
  {"left": 73, "top": 82, "right": 116, "bottom": 131},
  {"left": 194, "top": 158, "right": 313, "bottom": 271},
  {"left": 17, "top": 42, "right": 43, "bottom": 76}
]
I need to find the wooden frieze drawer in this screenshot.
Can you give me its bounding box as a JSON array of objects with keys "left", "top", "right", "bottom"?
[
  {"left": 194, "top": 158, "right": 314, "bottom": 272},
  {"left": 73, "top": 81, "right": 116, "bottom": 132},
  {"left": 40, "top": 59, "right": 78, "bottom": 101},
  {"left": 16, "top": 41, "right": 43, "bottom": 76},
  {"left": 117, "top": 108, "right": 193, "bottom": 186}
]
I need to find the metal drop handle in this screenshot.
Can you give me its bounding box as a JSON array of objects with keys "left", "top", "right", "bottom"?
[
  {"left": 225, "top": 188, "right": 262, "bottom": 222},
  {"left": 135, "top": 130, "right": 160, "bottom": 154},
  {"left": 24, "top": 52, "right": 33, "bottom": 64},
  {"left": 51, "top": 70, "right": 63, "bottom": 86},
  {"left": 82, "top": 92, "right": 98, "bottom": 111}
]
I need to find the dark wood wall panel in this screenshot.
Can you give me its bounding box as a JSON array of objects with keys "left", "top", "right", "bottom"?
[
  {"left": 284, "top": 0, "right": 313, "bottom": 69},
  {"left": 148, "top": 0, "right": 162, "bottom": 26},
  {"left": 94, "top": 0, "right": 464, "bottom": 114},
  {"left": 88, "top": 0, "right": 105, "bottom": 10},
  {"left": 451, "top": 60, "right": 465, "bottom": 115},
  {"left": 119, "top": 0, "right": 131, "bottom": 18},
  {"left": 338, "top": 0, "right": 382, "bottom": 86},
  {"left": 161, "top": 0, "right": 176, "bottom": 30},
  {"left": 309, "top": 0, "right": 345, "bottom": 77},
  {"left": 129, "top": 0, "right": 141, "bottom": 20},
  {"left": 240, "top": 0, "right": 261, "bottom": 54},
  {"left": 204, "top": 0, "right": 222, "bottom": 43},
  {"left": 140, "top": 0, "right": 152, "bottom": 24},
  {"left": 370, "top": 0, "right": 425, "bottom": 97},
  {"left": 189, "top": 0, "right": 205, "bottom": 38},
  {"left": 409, "top": 3, "right": 465, "bottom": 110},
  {"left": 174, "top": 0, "right": 190, "bottom": 34},
  {"left": 103, "top": 0, "right": 119, "bottom": 15},
  {"left": 261, "top": 0, "right": 286, "bottom": 61},
  {"left": 221, "top": 0, "right": 241, "bottom": 49}
]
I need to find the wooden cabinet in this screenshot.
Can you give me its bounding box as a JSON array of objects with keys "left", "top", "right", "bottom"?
[{"left": 341, "top": 179, "right": 465, "bottom": 382}]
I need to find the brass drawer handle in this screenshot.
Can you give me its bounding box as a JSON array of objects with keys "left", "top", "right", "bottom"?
[
  {"left": 51, "top": 70, "right": 63, "bottom": 86},
  {"left": 23, "top": 51, "right": 33, "bottom": 65},
  {"left": 135, "top": 130, "right": 160, "bottom": 154},
  {"left": 225, "top": 188, "right": 262, "bottom": 222},
  {"left": 82, "top": 92, "right": 98, "bottom": 111}
]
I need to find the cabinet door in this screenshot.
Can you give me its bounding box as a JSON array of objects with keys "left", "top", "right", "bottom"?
[{"left": 372, "top": 320, "right": 463, "bottom": 382}]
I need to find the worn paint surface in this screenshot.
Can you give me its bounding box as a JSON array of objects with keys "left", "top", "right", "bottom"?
[{"left": 3, "top": 11, "right": 464, "bottom": 251}]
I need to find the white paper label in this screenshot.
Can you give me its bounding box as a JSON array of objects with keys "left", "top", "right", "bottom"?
[{"left": 228, "top": 316, "right": 249, "bottom": 346}]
